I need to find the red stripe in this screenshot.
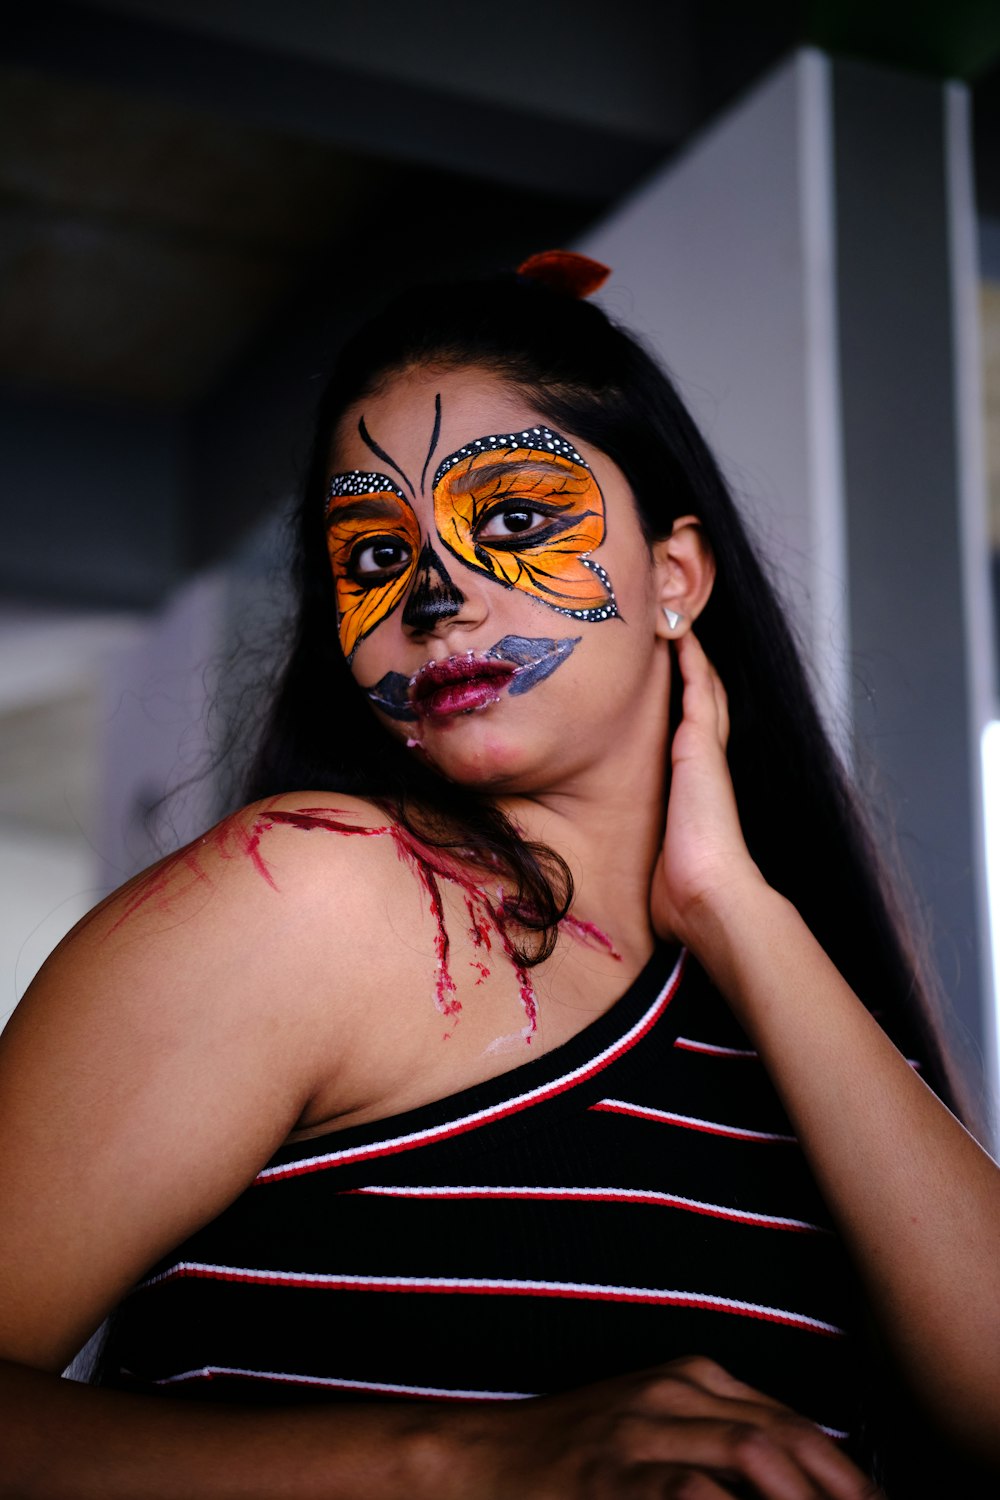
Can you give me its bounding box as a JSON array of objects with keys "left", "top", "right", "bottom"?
[
  {"left": 142, "top": 1264, "right": 840, "bottom": 1336},
  {"left": 673, "top": 1037, "right": 757, "bottom": 1058},
  {"left": 590, "top": 1100, "right": 795, "bottom": 1142},
  {"left": 348, "top": 1186, "right": 820, "bottom": 1232}
]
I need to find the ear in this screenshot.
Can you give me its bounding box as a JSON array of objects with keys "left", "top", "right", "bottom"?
[{"left": 651, "top": 515, "right": 716, "bottom": 640}]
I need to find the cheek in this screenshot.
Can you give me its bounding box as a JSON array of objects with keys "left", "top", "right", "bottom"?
[{"left": 347, "top": 619, "right": 403, "bottom": 680}]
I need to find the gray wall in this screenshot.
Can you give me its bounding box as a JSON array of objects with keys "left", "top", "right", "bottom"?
[
  {"left": 1, "top": 389, "right": 183, "bottom": 607},
  {"left": 580, "top": 51, "right": 848, "bottom": 743},
  {"left": 578, "top": 49, "right": 995, "bottom": 1106}
]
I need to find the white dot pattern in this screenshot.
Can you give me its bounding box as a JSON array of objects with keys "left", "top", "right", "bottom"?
[
  {"left": 554, "top": 558, "right": 618, "bottom": 622},
  {"left": 326, "top": 472, "right": 406, "bottom": 507},
  {"left": 433, "top": 427, "right": 586, "bottom": 487}
]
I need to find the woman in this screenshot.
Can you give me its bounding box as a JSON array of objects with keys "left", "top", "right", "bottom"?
[{"left": 1, "top": 252, "right": 998, "bottom": 1498}]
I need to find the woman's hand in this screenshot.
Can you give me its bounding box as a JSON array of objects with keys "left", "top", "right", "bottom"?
[
  {"left": 650, "top": 630, "right": 765, "bottom": 945},
  {"left": 447, "top": 1356, "right": 878, "bottom": 1499}
]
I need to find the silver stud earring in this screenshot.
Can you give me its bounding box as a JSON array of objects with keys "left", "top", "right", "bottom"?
[{"left": 662, "top": 607, "right": 684, "bottom": 631}]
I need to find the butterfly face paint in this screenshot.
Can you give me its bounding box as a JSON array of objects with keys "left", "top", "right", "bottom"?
[
  {"left": 326, "top": 408, "right": 618, "bottom": 662},
  {"left": 325, "top": 473, "right": 421, "bottom": 659},
  {"left": 432, "top": 427, "right": 617, "bottom": 622}
]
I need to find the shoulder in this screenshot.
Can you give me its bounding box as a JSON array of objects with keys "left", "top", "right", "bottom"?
[
  {"left": 0, "top": 791, "right": 414, "bottom": 1369},
  {"left": 65, "top": 791, "right": 409, "bottom": 954},
  {"left": 16, "top": 792, "right": 420, "bottom": 1065}
]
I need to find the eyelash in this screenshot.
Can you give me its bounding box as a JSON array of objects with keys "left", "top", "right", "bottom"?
[
  {"left": 474, "top": 499, "right": 576, "bottom": 550},
  {"left": 346, "top": 536, "right": 412, "bottom": 587},
  {"left": 341, "top": 495, "right": 577, "bottom": 588}
]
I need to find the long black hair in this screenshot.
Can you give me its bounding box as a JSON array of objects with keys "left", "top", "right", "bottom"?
[{"left": 247, "top": 267, "right": 966, "bottom": 1115}]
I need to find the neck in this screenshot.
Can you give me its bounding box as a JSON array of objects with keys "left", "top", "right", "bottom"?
[{"left": 499, "top": 695, "right": 672, "bottom": 969}]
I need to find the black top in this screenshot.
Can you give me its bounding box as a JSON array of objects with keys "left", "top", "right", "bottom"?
[{"left": 99, "top": 946, "right": 864, "bottom": 1445}]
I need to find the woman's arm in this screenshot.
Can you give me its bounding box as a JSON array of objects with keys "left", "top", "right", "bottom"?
[
  {"left": 0, "top": 1363, "right": 451, "bottom": 1500},
  {"left": 651, "top": 631, "right": 1000, "bottom": 1463},
  {"left": 0, "top": 1353, "right": 879, "bottom": 1500},
  {"left": 0, "top": 800, "right": 456, "bottom": 1498}
]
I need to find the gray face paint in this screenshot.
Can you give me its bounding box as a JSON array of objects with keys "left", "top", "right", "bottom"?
[{"left": 363, "top": 633, "right": 581, "bottom": 721}]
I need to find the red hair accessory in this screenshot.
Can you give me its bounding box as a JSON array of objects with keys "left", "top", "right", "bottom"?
[{"left": 516, "top": 250, "right": 610, "bottom": 299}]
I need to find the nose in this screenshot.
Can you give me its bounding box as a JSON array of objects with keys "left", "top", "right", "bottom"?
[{"left": 402, "top": 541, "right": 468, "bottom": 634}]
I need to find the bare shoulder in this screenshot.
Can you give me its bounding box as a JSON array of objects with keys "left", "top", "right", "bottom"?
[
  {"left": 45, "top": 791, "right": 410, "bottom": 966},
  {"left": 11, "top": 790, "right": 426, "bottom": 1050},
  {"left": 0, "top": 791, "right": 420, "bottom": 1370},
  {"left": 6, "top": 791, "right": 426, "bottom": 1107}
]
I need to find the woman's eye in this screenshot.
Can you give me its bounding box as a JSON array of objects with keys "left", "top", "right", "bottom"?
[
  {"left": 478, "top": 507, "right": 546, "bottom": 539},
  {"left": 348, "top": 537, "right": 411, "bottom": 582}
]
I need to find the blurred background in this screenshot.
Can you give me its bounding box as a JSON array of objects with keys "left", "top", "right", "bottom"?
[{"left": 2, "top": 1, "right": 1000, "bottom": 1130}]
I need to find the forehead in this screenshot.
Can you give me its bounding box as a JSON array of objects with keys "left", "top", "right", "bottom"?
[{"left": 330, "top": 366, "right": 553, "bottom": 475}]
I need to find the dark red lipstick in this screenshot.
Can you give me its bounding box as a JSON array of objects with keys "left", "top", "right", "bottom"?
[
  {"left": 367, "top": 635, "right": 582, "bottom": 722},
  {"left": 409, "top": 652, "right": 516, "bottom": 720}
]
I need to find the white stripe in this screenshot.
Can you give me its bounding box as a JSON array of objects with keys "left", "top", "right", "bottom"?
[
  {"left": 139, "top": 1262, "right": 841, "bottom": 1333},
  {"left": 675, "top": 1036, "right": 758, "bottom": 1057},
  {"left": 142, "top": 1363, "right": 851, "bottom": 1434},
  {"left": 149, "top": 1364, "right": 534, "bottom": 1401},
  {"left": 353, "top": 1184, "right": 820, "bottom": 1231},
  {"left": 256, "top": 950, "right": 686, "bottom": 1179},
  {"left": 596, "top": 1098, "right": 797, "bottom": 1142}
]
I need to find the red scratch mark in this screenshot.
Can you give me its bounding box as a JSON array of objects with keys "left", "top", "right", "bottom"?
[
  {"left": 465, "top": 895, "right": 493, "bottom": 953},
  {"left": 104, "top": 801, "right": 617, "bottom": 1044},
  {"left": 261, "top": 807, "right": 542, "bottom": 1037},
  {"left": 492, "top": 895, "right": 538, "bottom": 1042},
  {"left": 214, "top": 811, "right": 279, "bottom": 890},
  {"left": 559, "top": 914, "right": 623, "bottom": 961},
  {"left": 105, "top": 867, "right": 176, "bottom": 935},
  {"left": 412, "top": 861, "right": 461, "bottom": 1021}
]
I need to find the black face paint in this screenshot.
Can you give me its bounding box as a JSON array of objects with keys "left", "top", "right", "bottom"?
[
  {"left": 402, "top": 541, "right": 465, "bottom": 633},
  {"left": 358, "top": 415, "right": 415, "bottom": 497},
  {"left": 363, "top": 633, "right": 581, "bottom": 720},
  {"left": 419, "top": 392, "right": 443, "bottom": 495}
]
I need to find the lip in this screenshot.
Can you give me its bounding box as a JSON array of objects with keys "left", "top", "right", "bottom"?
[
  {"left": 364, "top": 634, "right": 581, "bottom": 723},
  {"left": 409, "top": 652, "right": 516, "bottom": 720}
]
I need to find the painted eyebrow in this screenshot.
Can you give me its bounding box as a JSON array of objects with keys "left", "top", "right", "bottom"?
[
  {"left": 326, "top": 495, "right": 405, "bottom": 525},
  {"left": 448, "top": 457, "right": 579, "bottom": 496},
  {"left": 358, "top": 415, "right": 414, "bottom": 496}
]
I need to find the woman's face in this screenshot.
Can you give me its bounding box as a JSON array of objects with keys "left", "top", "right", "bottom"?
[{"left": 326, "top": 365, "right": 676, "bottom": 793}]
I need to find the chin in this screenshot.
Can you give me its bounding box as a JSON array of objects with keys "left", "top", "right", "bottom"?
[{"left": 403, "top": 714, "right": 550, "bottom": 792}]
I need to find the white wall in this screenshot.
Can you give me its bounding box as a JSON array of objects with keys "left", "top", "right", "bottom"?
[{"left": 579, "top": 50, "right": 848, "bottom": 746}]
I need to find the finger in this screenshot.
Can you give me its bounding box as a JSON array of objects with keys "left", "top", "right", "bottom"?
[
  {"left": 773, "top": 1433, "right": 881, "bottom": 1500},
  {"left": 683, "top": 633, "right": 730, "bottom": 745},
  {"left": 623, "top": 1416, "right": 829, "bottom": 1500},
  {"left": 637, "top": 1369, "right": 877, "bottom": 1500},
  {"left": 711, "top": 670, "right": 730, "bottom": 748},
  {"left": 624, "top": 1463, "right": 737, "bottom": 1498},
  {"left": 671, "top": 1378, "right": 877, "bottom": 1500},
  {"left": 659, "top": 1357, "right": 791, "bottom": 1411},
  {"left": 673, "top": 633, "right": 728, "bottom": 741}
]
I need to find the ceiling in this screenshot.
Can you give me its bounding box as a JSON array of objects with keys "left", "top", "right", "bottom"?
[{"left": 3, "top": 0, "right": 1000, "bottom": 602}]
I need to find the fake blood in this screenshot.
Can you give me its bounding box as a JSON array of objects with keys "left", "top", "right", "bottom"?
[
  {"left": 560, "top": 914, "right": 623, "bottom": 962},
  {"left": 105, "top": 801, "right": 618, "bottom": 1043},
  {"left": 260, "top": 806, "right": 524, "bottom": 1032}
]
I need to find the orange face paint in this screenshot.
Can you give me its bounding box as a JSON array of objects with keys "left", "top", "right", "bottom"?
[
  {"left": 325, "top": 474, "right": 421, "bottom": 658},
  {"left": 326, "top": 422, "right": 617, "bottom": 659},
  {"left": 432, "top": 427, "right": 617, "bottom": 622}
]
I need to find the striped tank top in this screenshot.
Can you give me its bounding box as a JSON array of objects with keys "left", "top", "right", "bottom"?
[{"left": 99, "top": 946, "right": 864, "bottom": 1444}]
